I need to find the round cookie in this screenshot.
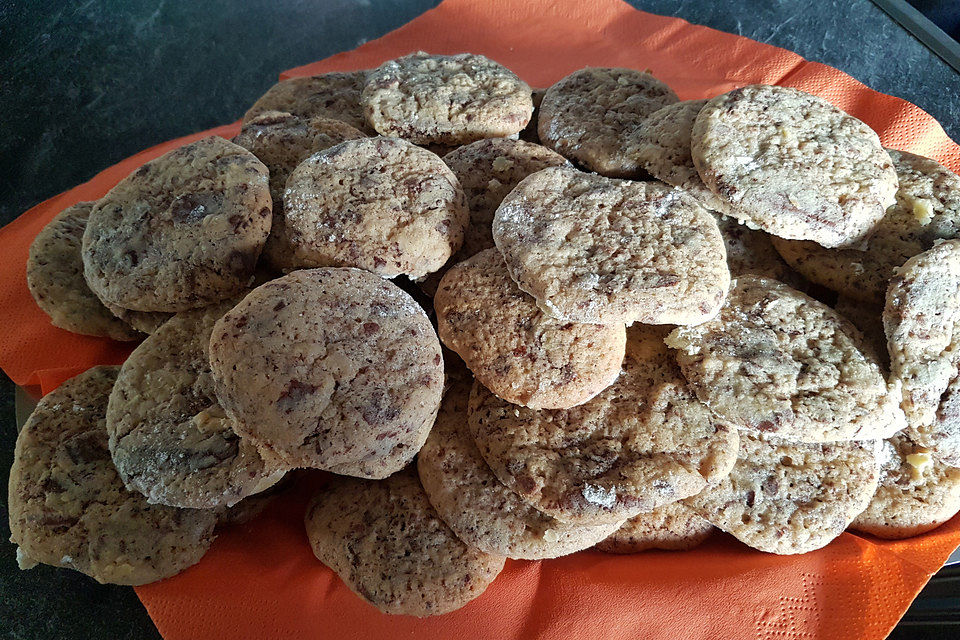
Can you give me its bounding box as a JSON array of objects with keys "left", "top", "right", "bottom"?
[
  {"left": 538, "top": 67, "right": 678, "bottom": 178},
  {"left": 214, "top": 471, "right": 292, "bottom": 528},
  {"left": 304, "top": 468, "right": 505, "bottom": 617},
  {"left": 715, "top": 214, "right": 797, "bottom": 282},
  {"left": 242, "top": 71, "right": 373, "bottom": 133},
  {"left": 632, "top": 99, "right": 729, "bottom": 213},
  {"left": 82, "top": 136, "right": 272, "bottom": 312},
  {"left": 362, "top": 52, "right": 533, "bottom": 145},
  {"left": 772, "top": 149, "right": 960, "bottom": 303},
  {"left": 667, "top": 276, "right": 905, "bottom": 443},
  {"left": 518, "top": 88, "right": 546, "bottom": 143},
  {"left": 685, "top": 434, "right": 880, "bottom": 555},
  {"left": 436, "top": 249, "right": 625, "bottom": 409},
  {"left": 26, "top": 202, "right": 141, "bottom": 341},
  {"left": 8, "top": 366, "right": 217, "bottom": 585},
  {"left": 884, "top": 239, "right": 960, "bottom": 465},
  {"left": 417, "top": 380, "right": 622, "bottom": 559},
  {"left": 442, "top": 138, "right": 568, "bottom": 257},
  {"left": 691, "top": 85, "right": 898, "bottom": 248},
  {"left": 209, "top": 268, "right": 443, "bottom": 475},
  {"left": 493, "top": 166, "right": 730, "bottom": 325},
  {"left": 467, "top": 324, "right": 739, "bottom": 526},
  {"left": 594, "top": 502, "right": 714, "bottom": 554},
  {"left": 232, "top": 111, "right": 366, "bottom": 273},
  {"left": 106, "top": 300, "right": 281, "bottom": 509},
  {"left": 282, "top": 136, "right": 468, "bottom": 279},
  {"left": 834, "top": 295, "right": 889, "bottom": 370},
  {"left": 851, "top": 432, "right": 960, "bottom": 539}
]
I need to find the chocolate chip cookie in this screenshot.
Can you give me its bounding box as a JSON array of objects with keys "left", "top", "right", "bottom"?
[
  {"left": 243, "top": 72, "right": 373, "bottom": 133},
  {"left": 595, "top": 502, "right": 714, "bottom": 554}
]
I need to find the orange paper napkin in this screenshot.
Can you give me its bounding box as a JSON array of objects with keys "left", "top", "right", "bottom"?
[{"left": 3, "top": 1, "right": 960, "bottom": 638}]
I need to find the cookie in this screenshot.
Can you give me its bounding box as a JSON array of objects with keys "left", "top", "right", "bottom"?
[
  {"left": 232, "top": 111, "right": 366, "bottom": 273},
  {"left": 362, "top": 52, "right": 532, "bottom": 145},
  {"left": 493, "top": 166, "right": 729, "bottom": 324},
  {"left": 106, "top": 300, "right": 281, "bottom": 509},
  {"left": 715, "top": 214, "right": 797, "bottom": 282},
  {"left": 209, "top": 268, "right": 443, "bottom": 475},
  {"left": 691, "top": 85, "right": 898, "bottom": 247},
  {"left": 518, "top": 88, "right": 546, "bottom": 143},
  {"left": 214, "top": 471, "right": 292, "bottom": 528},
  {"left": 851, "top": 432, "right": 960, "bottom": 539},
  {"left": 304, "top": 468, "right": 505, "bottom": 616},
  {"left": 417, "top": 380, "right": 622, "bottom": 559},
  {"left": 834, "top": 295, "right": 889, "bottom": 370},
  {"left": 435, "top": 248, "right": 625, "bottom": 409},
  {"left": 538, "top": 67, "right": 678, "bottom": 178},
  {"left": 442, "top": 138, "right": 568, "bottom": 257},
  {"left": 884, "top": 239, "right": 960, "bottom": 465},
  {"left": 26, "top": 202, "right": 141, "bottom": 341},
  {"left": 772, "top": 149, "right": 960, "bottom": 303},
  {"left": 685, "top": 434, "right": 880, "bottom": 554},
  {"left": 632, "top": 99, "right": 729, "bottom": 213},
  {"left": 282, "top": 136, "right": 468, "bottom": 278},
  {"left": 467, "top": 325, "right": 739, "bottom": 525},
  {"left": 81, "top": 136, "right": 272, "bottom": 312},
  {"left": 667, "top": 276, "right": 905, "bottom": 442},
  {"left": 242, "top": 72, "right": 373, "bottom": 133},
  {"left": 102, "top": 304, "right": 173, "bottom": 335},
  {"left": 594, "top": 502, "right": 714, "bottom": 554},
  {"left": 8, "top": 366, "right": 217, "bottom": 585}
]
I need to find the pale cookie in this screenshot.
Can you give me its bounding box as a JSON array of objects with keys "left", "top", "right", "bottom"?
[
  {"left": 772, "top": 149, "right": 960, "bottom": 303},
  {"left": 243, "top": 72, "right": 373, "bottom": 133},
  {"left": 519, "top": 88, "right": 546, "bottom": 143},
  {"left": 82, "top": 136, "right": 272, "bottom": 312},
  {"left": 282, "top": 136, "right": 468, "bottom": 278},
  {"left": 214, "top": 471, "right": 292, "bottom": 528},
  {"left": 436, "top": 249, "right": 625, "bottom": 409},
  {"left": 884, "top": 239, "right": 960, "bottom": 465},
  {"left": 667, "top": 276, "right": 905, "bottom": 442},
  {"left": 103, "top": 304, "right": 173, "bottom": 335},
  {"left": 594, "top": 502, "right": 714, "bottom": 554},
  {"left": 442, "top": 138, "right": 568, "bottom": 257},
  {"left": 851, "top": 432, "right": 960, "bottom": 539},
  {"left": 493, "top": 166, "right": 729, "bottom": 325},
  {"left": 834, "top": 295, "right": 889, "bottom": 370},
  {"left": 209, "top": 268, "right": 443, "bottom": 475},
  {"left": 685, "top": 434, "right": 880, "bottom": 554},
  {"left": 691, "top": 85, "right": 898, "bottom": 248},
  {"left": 26, "top": 202, "right": 141, "bottom": 341},
  {"left": 467, "top": 325, "right": 739, "bottom": 526},
  {"left": 714, "top": 214, "right": 797, "bottom": 282},
  {"left": 304, "top": 468, "right": 505, "bottom": 617},
  {"left": 362, "top": 52, "right": 532, "bottom": 145},
  {"left": 538, "top": 67, "right": 678, "bottom": 178},
  {"left": 8, "top": 366, "right": 217, "bottom": 585},
  {"left": 632, "top": 99, "right": 729, "bottom": 213},
  {"left": 106, "top": 300, "right": 281, "bottom": 509},
  {"left": 232, "top": 111, "right": 366, "bottom": 273},
  {"left": 417, "top": 380, "right": 622, "bottom": 559}
]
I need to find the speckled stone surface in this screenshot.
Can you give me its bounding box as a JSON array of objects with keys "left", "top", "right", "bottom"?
[{"left": 1, "top": 1, "right": 958, "bottom": 638}]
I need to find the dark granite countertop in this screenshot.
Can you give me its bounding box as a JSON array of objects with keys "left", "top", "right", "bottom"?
[{"left": 1, "top": 1, "right": 958, "bottom": 638}]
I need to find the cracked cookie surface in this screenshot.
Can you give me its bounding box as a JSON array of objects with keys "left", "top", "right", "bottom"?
[
  {"left": 467, "top": 325, "right": 739, "bottom": 525},
  {"left": 8, "top": 366, "right": 217, "bottom": 585},
  {"left": 691, "top": 85, "right": 897, "bottom": 248},
  {"left": 493, "top": 166, "right": 729, "bottom": 324},
  {"left": 81, "top": 136, "right": 272, "bottom": 312},
  {"left": 209, "top": 268, "right": 443, "bottom": 476}
]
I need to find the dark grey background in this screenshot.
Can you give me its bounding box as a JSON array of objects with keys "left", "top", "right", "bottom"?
[{"left": 1, "top": 1, "right": 958, "bottom": 638}]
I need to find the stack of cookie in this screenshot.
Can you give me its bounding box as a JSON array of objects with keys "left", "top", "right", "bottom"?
[{"left": 10, "top": 51, "right": 960, "bottom": 618}]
